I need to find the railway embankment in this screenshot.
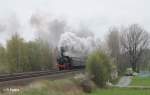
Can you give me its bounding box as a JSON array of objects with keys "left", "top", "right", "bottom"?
[{"left": 0, "top": 69, "right": 84, "bottom": 92}]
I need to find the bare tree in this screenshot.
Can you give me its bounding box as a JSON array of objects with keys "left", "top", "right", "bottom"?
[
  {"left": 120, "top": 24, "right": 150, "bottom": 72},
  {"left": 107, "top": 27, "right": 120, "bottom": 58},
  {"left": 106, "top": 27, "right": 121, "bottom": 73}
]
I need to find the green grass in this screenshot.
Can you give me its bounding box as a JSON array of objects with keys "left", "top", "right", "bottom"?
[
  {"left": 89, "top": 88, "right": 150, "bottom": 95},
  {"left": 130, "top": 76, "right": 150, "bottom": 86},
  {"left": 16, "top": 87, "right": 150, "bottom": 95}
]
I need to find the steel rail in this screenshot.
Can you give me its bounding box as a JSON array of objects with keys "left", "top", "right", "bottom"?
[{"left": 0, "top": 69, "right": 82, "bottom": 82}]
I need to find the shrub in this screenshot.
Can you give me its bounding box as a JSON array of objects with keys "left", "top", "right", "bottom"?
[
  {"left": 80, "top": 78, "right": 94, "bottom": 93},
  {"left": 86, "top": 51, "right": 112, "bottom": 88},
  {"left": 73, "top": 74, "right": 96, "bottom": 93}
]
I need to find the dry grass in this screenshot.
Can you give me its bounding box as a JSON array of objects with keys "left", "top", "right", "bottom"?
[{"left": 14, "top": 79, "right": 85, "bottom": 95}]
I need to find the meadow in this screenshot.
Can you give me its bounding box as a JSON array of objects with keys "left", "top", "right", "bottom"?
[
  {"left": 89, "top": 88, "right": 150, "bottom": 95},
  {"left": 130, "top": 76, "right": 150, "bottom": 86}
]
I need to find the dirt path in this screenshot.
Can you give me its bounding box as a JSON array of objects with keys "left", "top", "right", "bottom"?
[{"left": 116, "top": 76, "right": 132, "bottom": 87}]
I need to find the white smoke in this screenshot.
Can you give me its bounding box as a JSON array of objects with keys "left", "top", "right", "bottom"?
[
  {"left": 30, "top": 13, "right": 101, "bottom": 56},
  {"left": 58, "top": 31, "right": 100, "bottom": 57}
]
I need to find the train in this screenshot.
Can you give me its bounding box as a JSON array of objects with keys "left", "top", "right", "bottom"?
[{"left": 57, "top": 47, "right": 86, "bottom": 70}]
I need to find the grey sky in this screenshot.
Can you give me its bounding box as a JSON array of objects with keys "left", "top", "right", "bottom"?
[{"left": 0, "top": 0, "right": 150, "bottom": 43}]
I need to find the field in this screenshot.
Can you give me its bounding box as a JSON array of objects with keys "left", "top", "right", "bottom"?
[
  {"left": 90, "top": 76, "right": 150, "bottom": 95},
  {"left": 16, "top": 88, "right": 150, "bottom": 95},
  {"left": 2, "top": 75, "right": 150, "bottom": 95},
  {"left": 89, "top": 88, "right": 150, "bottom": 95},
  {"left": 10, "top": 79, "right": 85, "bottom": 95},
  {"left": 130, "top": 76, "right": 150, "bottom": 86}
]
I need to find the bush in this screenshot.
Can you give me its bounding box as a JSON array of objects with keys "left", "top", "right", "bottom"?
[
  {"left": 80, "top": 78, "right": 94, "bottom": 93},
  {"left": 86, "top": 51, "right": 112, "bottom": 88},
  {"left": 73, "top": 74, "right": 96, "bottom": 93}
]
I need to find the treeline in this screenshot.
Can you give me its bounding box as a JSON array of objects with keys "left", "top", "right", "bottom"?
[
  {"left": 106, "top": 24, "right": 150, "bottom": 73},
  {"left": 0, "top": 34, "right": 53, "bottom": 74},
  {"left": 85, "top": 24, "right": 150, "bottom": 88}
]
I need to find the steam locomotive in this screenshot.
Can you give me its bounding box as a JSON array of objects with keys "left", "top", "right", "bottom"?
[{"left": 57, "top": 47, "right": 86, "bottom": 70}]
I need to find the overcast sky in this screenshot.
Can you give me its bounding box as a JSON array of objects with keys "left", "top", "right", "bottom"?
[{"left": 0, "top": 0, "right": 150, "bottom": 44}]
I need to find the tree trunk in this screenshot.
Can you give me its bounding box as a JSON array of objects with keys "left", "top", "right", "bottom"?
[{"left": 132, "top": 62, "right": 137, "bottom": 72}]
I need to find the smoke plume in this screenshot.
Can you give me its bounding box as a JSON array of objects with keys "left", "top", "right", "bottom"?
[
  {"left": 30, "top": 13, "right": 101, "bottom": 56},
  {"left": 30, "top": 13, "right": 66, "bottom": 47},
  {"left": 58, "top": 31, "right": 100, "bottom": 57}
]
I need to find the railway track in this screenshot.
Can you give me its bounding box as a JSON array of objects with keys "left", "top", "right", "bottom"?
[{"left": 0, "top": 69, "right": 82, "bottom": 82}]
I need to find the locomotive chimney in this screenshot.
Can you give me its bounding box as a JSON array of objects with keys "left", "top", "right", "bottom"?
[{"left": 61, "top": 47, "right": 65, "bottom": 57}]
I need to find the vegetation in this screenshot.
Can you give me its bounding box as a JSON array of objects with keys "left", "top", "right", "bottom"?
[
  {"left": 18, "top": 87, "right": 150, "bottom": 95},
  {"left": 131, "top": 76, "right": 150, "bottom": 86},
  {"left": 107, "top": 28, "right": 120, "bottom": 72},
  {"left": 72, "top": 74, "right": 96, "bottom": 93},
  {"left": 0, "top": 23, "right": 150, "bottom": 95},
  {"left": 120, "top": 24, "right": 149, "bottom": 72},
  {"left": 89, "top": 88, "right": 150, "bottom": 95},
  {"left": 15, "top": 79, "right": 85, "bottom": 95},
  {"left": 106, "top": 24, "right": 150, "bottom": 73},
  {"left": 86, "top": 51, "right": 112, "bottom": 87},
  {"left": 0, "top": 33, "right": 53, "bottom": 73},
  {"left": 2, "top": 77, "right": 149, "bottom": 95},
  {"left": 0, "top": 45, "right": 8, "bottom": 73}
]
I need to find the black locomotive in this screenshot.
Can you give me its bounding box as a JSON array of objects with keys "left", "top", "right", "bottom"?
[{"left": 57, "top": 47, "right": 85, "bottom": 70}]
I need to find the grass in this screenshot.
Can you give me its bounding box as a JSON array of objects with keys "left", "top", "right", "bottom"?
[
  {"left": 89, "top": 88, "right": 150, "bottom": 95},
  {"left": 17, "top": 87, "right": 150, "bottom": 95},
  {"left": 15, "top": 87, "right": 150, "bottom": 95},
  {"left": 14, "top": 79, "right": 85, "bottom": 95},
  {"left": 130, "top": 76, "right": 150, "bottom": 86},
  {"left": 89, "top": 75, "right": 150, "bottom": 95},
  {"left": 3, "top": 75, "right": 150, "bottom": 95},
  {"left": 16, "top": 88, "right": 50, "bottom": 95}
]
